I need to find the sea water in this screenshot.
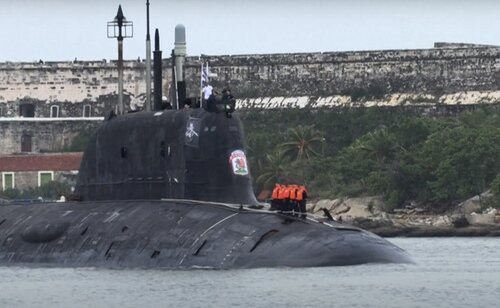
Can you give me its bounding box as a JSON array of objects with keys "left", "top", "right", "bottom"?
[{"left": 0, "top": 238, "right": 499, "bottom": 308}]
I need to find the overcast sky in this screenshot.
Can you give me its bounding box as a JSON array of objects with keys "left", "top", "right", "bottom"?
[{"left": 1, "top": 0, "right": 500, "bottom": 62}]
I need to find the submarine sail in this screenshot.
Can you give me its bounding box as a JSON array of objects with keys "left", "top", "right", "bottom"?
[{"left": 75, "top": 109, "right": 257, "bottom": 205}]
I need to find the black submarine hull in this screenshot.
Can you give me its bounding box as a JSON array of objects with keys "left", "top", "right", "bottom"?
[
  {"left": 0, "top": 109, "right": 413, "bottom": 268},
  {"left": 0, "top": 200, "right": 412, "bottom": 268}
]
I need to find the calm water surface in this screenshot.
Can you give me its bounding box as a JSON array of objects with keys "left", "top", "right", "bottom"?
[{"left": 0, "top": 238, "right": 499, "bottom": 308}]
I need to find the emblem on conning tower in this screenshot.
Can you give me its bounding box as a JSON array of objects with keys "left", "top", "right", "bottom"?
[
  {"left": 229, "top": 150, "right": 249, "bottom": 176},
  {"left": 185, "top": 122, "right": 198, "bottom": 140},
  {"left": 184, "top": 117, "right": 200, "bottom": 147}
]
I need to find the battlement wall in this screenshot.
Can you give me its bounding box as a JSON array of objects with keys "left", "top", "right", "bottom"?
[
  {"left": 1, "top": 46, "right": 500, "bottom": 117},
  {"left": 190, "top": 47, "right": 500, "bottom": 98}
]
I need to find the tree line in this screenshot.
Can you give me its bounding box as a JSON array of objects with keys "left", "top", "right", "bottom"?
[
  {"left": 2, "top": 106, "right": 499, "bottom": 211},
  {"left": 240, "top": 107, "right": 500, "bottom": 211}
]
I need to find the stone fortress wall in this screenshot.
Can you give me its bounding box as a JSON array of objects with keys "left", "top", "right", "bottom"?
[
  {"left": 0, "top": 118, "right": 101, "bottom": 155},
  {"left": 1, "top": 43, "right": 500, "bottom": 118},
  {"left": 194, "top": 46, "right": 500, "bottom": 98},
  {"left": 1, "top": 44, "right": 500, "bottom": 156},
  {"left": 0, "top": 60, "right": 149, "bottom": 117}
]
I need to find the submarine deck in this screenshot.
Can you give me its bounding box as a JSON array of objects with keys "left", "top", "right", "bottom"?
[{"left": 0, "top": 199, "right": 412, "bottom": 268}]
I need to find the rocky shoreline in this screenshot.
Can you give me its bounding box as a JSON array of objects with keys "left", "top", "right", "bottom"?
[{"left": 307, "top": 196, "right": 500, "bottom": 237}]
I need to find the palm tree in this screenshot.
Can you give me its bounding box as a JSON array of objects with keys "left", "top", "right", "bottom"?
[
  {"left": 256, "top": 151, "right": 291, "bottom": 189},
  {"left": 356, "top": 129, "right": 395, "bottom": 165},
  {"left": 246, "top": 133, "right": 271, "bottom": 177},
  {"left": 279, "top": 125, "right": 324, "bottom": 161}
]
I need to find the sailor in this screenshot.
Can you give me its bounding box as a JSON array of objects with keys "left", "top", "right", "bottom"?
[
  {"left": 297, "top": 185, "right": 308, "bottom": 218},
  {"left": 201, "top": 85, "right": 212, "bottom": 109},
  {"left": 221, "top": 88, "right": 235, "bottom": 118},
  {"left": 293, "top": 186, "right": 300, "bottom": 216},
  {"left": 277, "top": 184, "right": 287, "bottom": 212},
  {"left": 271, "top": 183, "right": 280, "bottom": 211},
  {"left": 203, "top": 84, "right": 213, "bottom": 100},
  {"left": 222, "top": 88, "right": 233, "bottom": 99},
  {"left": 289, "top": 184, "right": 298, "bottom": 216},
  {"left": 206, "top": 90, "right": 218, "bottom": 112},
  {"left": 283, "top": 184, "right": 292, "bottom": 214}
]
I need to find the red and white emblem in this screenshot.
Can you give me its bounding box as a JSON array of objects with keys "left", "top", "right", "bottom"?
[{"left": 229, "top": 150, "right": 249, "bottom": 176}]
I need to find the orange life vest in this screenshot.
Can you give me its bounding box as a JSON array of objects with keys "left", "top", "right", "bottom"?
[
  {"left": 289, "top": 185, "right": 297, "bottom": 200},
  {"left": 296, "top": 186, "right": 306, "bottom": 201},
  {"left": 271, "top": 185, "right": 280, "bottom": 199},
  {"left": 277, "top": 185, "right": 287, "bottom": 200},
  {"left": 282, "top": 186, "right": 291, "bottom": 199}
]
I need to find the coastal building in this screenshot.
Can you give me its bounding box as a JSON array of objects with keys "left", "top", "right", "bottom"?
[
  {"left": 0, "top": 117, "right": 101, "bottom": 155},
  {"left": 0, "top": 152, "right": 82, "bottom": 192},
  {"left": 0, "top": 118, "right": 97, "bottom": 195}
]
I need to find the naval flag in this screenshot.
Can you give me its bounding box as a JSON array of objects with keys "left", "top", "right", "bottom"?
[{"left": 201, "top": 62, "right": 209, "bottom": 87}]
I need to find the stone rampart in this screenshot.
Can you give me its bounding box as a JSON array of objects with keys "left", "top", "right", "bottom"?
[
  {"left": 0, "top": 118, "right": 102, "bottom": 155},
  {"left": 1, "top": 46, "right": 500, "bottom": 117},
  {"left": 192, "top": 47, "right": 500, "bottom": 98},
  {"left": 0, "top": 60, "right": 153, "bottom": 117}
]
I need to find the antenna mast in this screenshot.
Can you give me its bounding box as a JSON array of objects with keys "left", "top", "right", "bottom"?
[{"left": 145, "top": 0, "right": 152, "bottom": 111}]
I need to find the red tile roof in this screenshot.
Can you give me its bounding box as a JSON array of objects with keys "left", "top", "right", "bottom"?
[{"left": 0, "top": 153, "right": 83, "bottom": 172}]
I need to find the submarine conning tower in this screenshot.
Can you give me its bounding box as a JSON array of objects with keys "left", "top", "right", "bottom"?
[{"left": 75, "top": 108, "right": 258, "bottom": 205}]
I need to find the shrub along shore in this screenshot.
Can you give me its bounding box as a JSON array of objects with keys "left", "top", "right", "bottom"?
[
  {"left": 304, "top": 196, "right": 500, "bottom": 237},
  {"left": 240, "top": 106, "right": 500, "bottom": 214}
]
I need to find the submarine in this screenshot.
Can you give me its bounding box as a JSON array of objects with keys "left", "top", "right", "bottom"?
[
  {"left": 0, "top": 107, "right": 412, "bottom": 268},
  {"left": 0, "top": 21, "right": 412, "bottom": 269}
]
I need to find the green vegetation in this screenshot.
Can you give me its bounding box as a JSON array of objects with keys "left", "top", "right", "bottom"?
[
  {"left": 240, "top": 107, "right": 500, "bottom": 211},
  {"left": 0, "top": 181, "right": 72, "bottom": 200},
  {"left": 62, "top": 130, "right": 95, "bottom": 152},
  {"left": 490, "top": 173, "right": 500, "bottom": 209},
  {"left": 21, "top": 106, "right": 499, "bottom": 211}
]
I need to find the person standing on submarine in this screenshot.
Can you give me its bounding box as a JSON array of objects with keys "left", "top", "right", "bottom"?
[
  {"left": 297, "top": 185, "right": 308, "bottom": 218},
  {"left": 271, "top": 183, "right": 280, "bottom": 211}
]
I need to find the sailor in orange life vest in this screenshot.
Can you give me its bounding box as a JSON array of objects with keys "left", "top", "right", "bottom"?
[
  {"left": 270, "top": 184, "right": 280, "bottom": 211},
  {"left": 270, "top": 183, "right": 307, "bottom": 216},
  {"left": 289, "top": 184, "right": 299, "bottom": 216},
  {"left": 282, "top": 184, "right": 291, "bottom": 212},
  {"left": 273, "top": 184, "right": 285, "bottom": 212},
  {"left": 297, "top": 185, "right": 308, "bottom": 218}
]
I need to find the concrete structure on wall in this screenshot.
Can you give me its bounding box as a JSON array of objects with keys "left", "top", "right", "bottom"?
[
  {"left": 235, "top": 91, "right": 500, "bottom": 110},
  {"left": 1, "top": 44, "right": 500, "bottom": 117},
  {"left": 0, "top": 153, "right": 82, "bottom": 192}
]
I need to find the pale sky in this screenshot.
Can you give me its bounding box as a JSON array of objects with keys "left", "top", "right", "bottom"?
[{"left": 0, "top": 0, "right": 499, "bottom": 62}]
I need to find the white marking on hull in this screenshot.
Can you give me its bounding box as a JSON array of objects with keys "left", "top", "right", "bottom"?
[{"left": 178, "top": 213, "right": 238, "bottom": 266}]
